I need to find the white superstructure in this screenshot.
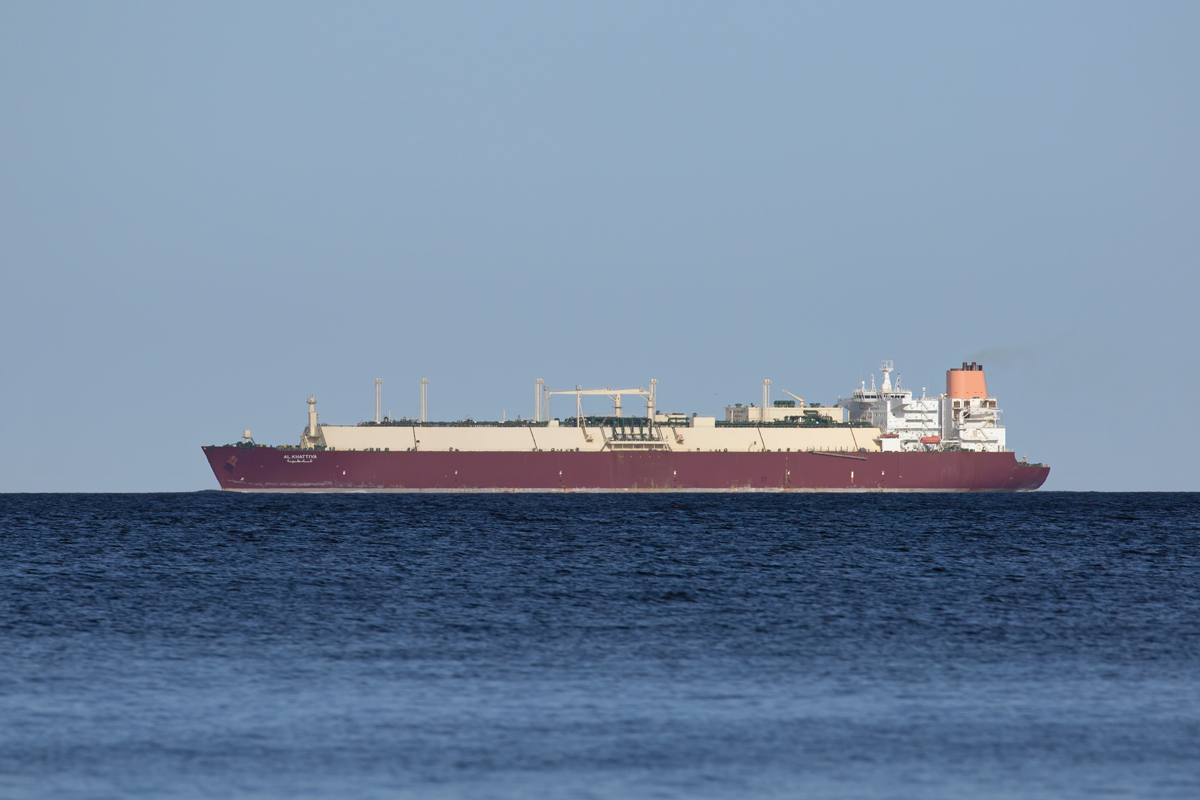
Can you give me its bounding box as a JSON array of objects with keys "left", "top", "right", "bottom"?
[{"left": 837, "top": 361, "right": 1006, "bottom": 453}]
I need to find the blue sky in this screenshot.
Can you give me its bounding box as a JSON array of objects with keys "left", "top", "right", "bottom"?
[{"left": 2, "top": 2, "right": 1197, "bottom": 491}]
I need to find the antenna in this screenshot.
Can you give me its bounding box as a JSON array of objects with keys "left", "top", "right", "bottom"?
[{"left": 880, "top": 360, "right": 894, "bottom": 393}]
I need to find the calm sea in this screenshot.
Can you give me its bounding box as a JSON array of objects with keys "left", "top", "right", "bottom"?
[{"left": 1, "top": 492, "right": 1197, "bottom": 799}]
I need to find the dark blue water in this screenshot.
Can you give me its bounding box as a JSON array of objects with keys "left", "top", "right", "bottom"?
[{"left": 1, "top": 493, "right": 1198, "bottom": 799}]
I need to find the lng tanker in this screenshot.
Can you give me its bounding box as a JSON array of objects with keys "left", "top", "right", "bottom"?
[{"left": 203, "top": 362, "right": 1049, "bottom": 492}]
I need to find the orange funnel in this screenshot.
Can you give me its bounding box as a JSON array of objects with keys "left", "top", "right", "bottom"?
[{"left": 947, "top": 362, "right": 988, "bottom": 399}]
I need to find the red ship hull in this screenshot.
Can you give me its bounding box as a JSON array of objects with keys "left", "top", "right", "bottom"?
[{"left": 203, "top": 447, "right": 1049, "bottom": 492}]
